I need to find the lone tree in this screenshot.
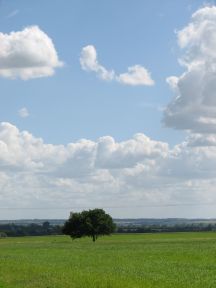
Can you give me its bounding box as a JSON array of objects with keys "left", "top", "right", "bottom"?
[{"left": 62, "top": 209, "right": 116, "bottom": 242}]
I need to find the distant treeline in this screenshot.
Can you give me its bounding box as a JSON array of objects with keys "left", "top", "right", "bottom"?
[
  {"left": 0, "top": 221, "right": 62, "bottom": 237},
  {"left": 1, "top": 222, "right": 216, "bottom": 237},
  {"left": 117, "top": 223, "right": 216, "bottom": 233}
]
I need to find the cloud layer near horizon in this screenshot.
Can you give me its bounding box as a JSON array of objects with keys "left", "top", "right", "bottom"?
[
  {"left": 80, "top": 45, "right": 154, "bottom": 86},
  {"left": 0, "top": 26, "right": 63, "bottom": 80},
  {"left": 0, "top": 122, "right": 216, "bottom": 217}
]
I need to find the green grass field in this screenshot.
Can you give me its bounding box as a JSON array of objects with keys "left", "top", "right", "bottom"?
[{"left": 1, "top": 232, "right": 216, "bottom": 287}]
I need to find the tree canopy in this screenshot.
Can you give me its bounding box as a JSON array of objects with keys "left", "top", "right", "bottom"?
[{"left": 62, "top": 209, "right": 116, "bottom": 242}]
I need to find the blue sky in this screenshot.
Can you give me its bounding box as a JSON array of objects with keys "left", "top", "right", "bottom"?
[
  {"left": 1, "top": 0, "right": 216, "bottom": 219},
  {"left": 0, "top": 0, "right": 203, "bottom": 144}
]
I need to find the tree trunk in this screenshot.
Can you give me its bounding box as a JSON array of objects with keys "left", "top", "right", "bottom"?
[{"left": 92, "top": 235, "right": 96, "bottom": 242}]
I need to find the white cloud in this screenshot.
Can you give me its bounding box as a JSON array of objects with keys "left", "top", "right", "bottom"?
[
  {"left": 164, "top": 6, "right": 216, "bottom": 133},
  {"left": 80, "top": 45, "right": 154, "bottom": 86},
  {"left": 0, "top": 26, "right": 63, "bottom": 80},
  {"left": 117, "top": 65, "right": 154, "bottom": 86},
  {"left": 186, "top": 133, "right": 216, "bottom": 147},
  {"left": 80, "top": 45, "right": 114, "bottom": 81},
  {"left": 95, "top": 134, "right": 167, "bottom": 169},
  {"left": 18, "top": 107, "right": 29, "bottom": 118},
  {"left": 0, "top": 122, "right": 216, "bottom": 218},
  {"left": 0, "top": 122, "right": 67, "bottom": 170}
]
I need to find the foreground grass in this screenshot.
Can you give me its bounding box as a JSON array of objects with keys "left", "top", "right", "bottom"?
[{"left": 1, "top": 233, "right": 216, "bottom": 287}]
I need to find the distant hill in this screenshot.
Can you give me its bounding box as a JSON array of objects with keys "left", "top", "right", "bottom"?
[
  {"left": 0, "top": 219, "right": 65, "bottom": 226},
  {"left": 1, "top": 218, "right": 216, "bottom": 227},
  {"left": 115, "top": 218, "right": 216, "bottom": 226}
]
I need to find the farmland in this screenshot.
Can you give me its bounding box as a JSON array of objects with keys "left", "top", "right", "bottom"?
[{"left": 1, "top": 233, "right": 216, "bottom": 287}]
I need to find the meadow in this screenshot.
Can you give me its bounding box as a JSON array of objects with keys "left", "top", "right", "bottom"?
[{"left": 1, "top": 232, "right": 216, "bottom": 288}]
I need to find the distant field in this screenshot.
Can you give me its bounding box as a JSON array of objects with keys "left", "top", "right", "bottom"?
[{"left": 1, "top": 233, "right": 216, "bottom": 288}]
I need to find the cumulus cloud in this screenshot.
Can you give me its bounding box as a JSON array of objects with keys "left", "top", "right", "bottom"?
[
  {"left": 164, "top": 6, "right": 216, "bottom": 133},
  {"left": 95, "top": 134, "right": 167, "bottom": 169},
  {"left": 117, "top": 65, "right": 154, "bottom": 86},
  {"left": 80, "top": 45, "right": 114, "bottom": 80},
  {"left": 0, "top": 26, "right": 63, "bottom": 80},
  {"left": 0, "top": 123, "right": 167, "bottom": 217},
  {"left": 18, "top": 107, "right": 29, "bottom": 118},
  {"left": 0, "top": 122, "right": 216, "bottom": 218},
  {"left": 187, "top": 133, "right": 216, "bottom": 147},
  {"left": 80, "top": 45, "right": 154, "bottom": 86}
]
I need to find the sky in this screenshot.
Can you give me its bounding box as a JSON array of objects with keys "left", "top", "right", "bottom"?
[{"left": 0, "top": 0, "right": 216, "bottom": 219}]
